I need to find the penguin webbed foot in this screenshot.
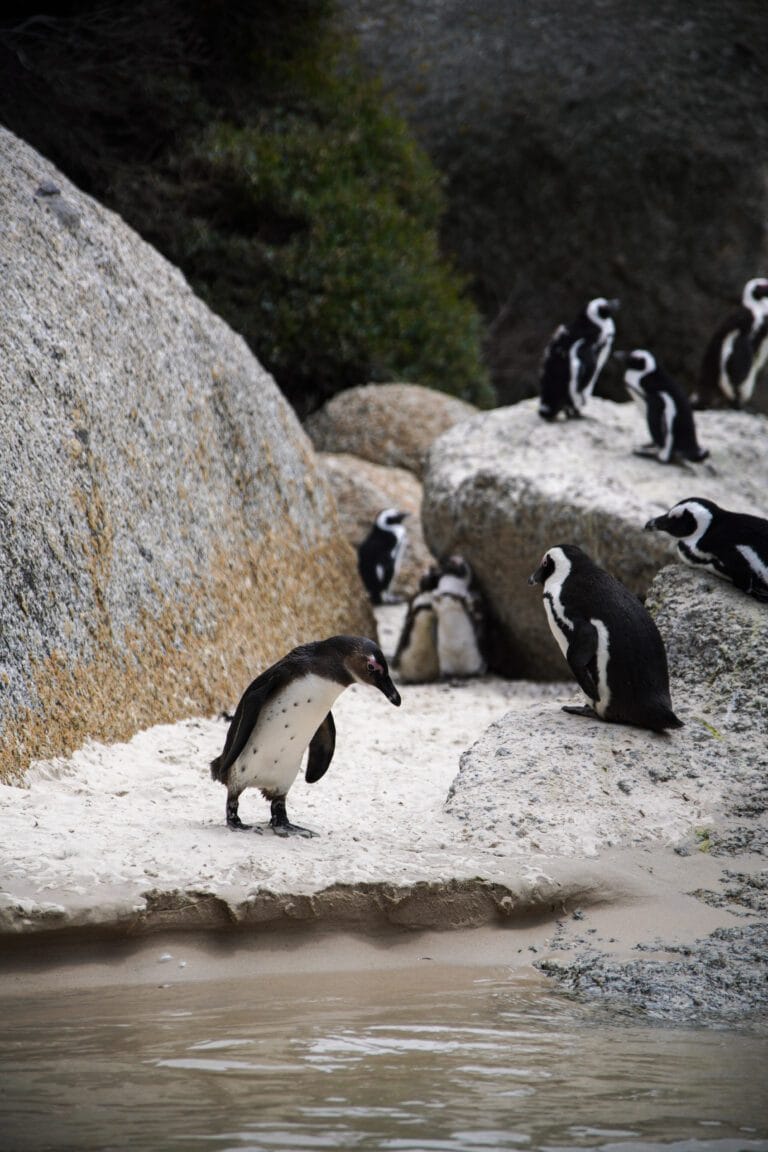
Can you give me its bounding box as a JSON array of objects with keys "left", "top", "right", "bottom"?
[
  {"left": 562, "top": 703, "right": 599, "bottom": 720},
  {"left": 269, "top": 797, "right": 317, "bottom": 838},
  {"left": 226, "top": 813, "right": 254, "bottom": 832}
]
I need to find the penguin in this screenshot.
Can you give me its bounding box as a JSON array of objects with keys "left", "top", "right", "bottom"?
[
  {"left": 645, "top": 498, "right": 768, "bottom": 601},
  {"left": 621, "top": 348, "right": 709, "bottom": 464},
  {"left": 357, "top": 508, "right": 408, "bottom": 604},
  {"left": 696, "top": 278, "right": 768, "bottom": 408},
  {"left": 538, "top": 297, "right": 619, "bottom": 420},
  {"left": 210, "top": 636, "right": 401, "bottom": 837},
  {"left": 432, "top": 555, "right": 487, "bottom": 678},
  {"left": 393, "top": 565, "right": 441, "bottom": 683},
  {"left": 528, "top": 544, "right": 682, "bottom": 731}
]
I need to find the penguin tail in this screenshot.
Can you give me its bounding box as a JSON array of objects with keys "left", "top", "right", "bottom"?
[
  {"left": 210, "top": 755, "right": 225, "bottom": 782},
  {"left": 651, "top": 706, "right": 684, "bottom": 732}
]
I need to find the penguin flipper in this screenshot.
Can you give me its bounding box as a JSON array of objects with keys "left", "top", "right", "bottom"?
[
  {"left": 305, "top": 711, "right": 336, "bottom": 783},
  {"left": 566, "top": 620, "right": 599, "bottom": 701},
  {"left": 723, "top": 331, "right": 753, "bottom": 389}
]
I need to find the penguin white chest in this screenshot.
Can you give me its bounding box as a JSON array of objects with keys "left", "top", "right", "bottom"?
[
  {"left": 435, "top": 595, "right": 484, "bottom": 676},
  {"left": 233, "top": 674, "right": 344, "bottom": 796}
]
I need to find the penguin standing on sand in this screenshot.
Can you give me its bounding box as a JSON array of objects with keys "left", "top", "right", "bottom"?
[
  {"left": 538, "top": 297, "right": 619, "bottom": 420},
  {"left": 621, "top": 349, "right": 708, "bottom": 464},
  {"left": 528, "top": 544, "right": 682, "bottom": 731},
  {"left": 432, "top": 555, "right": 487, "bottom": 678},
  {"left": 357, "top": 508, "right": 408, "bottom": 604},
  {"left": 210, "top": 636, "right": 401, "bottom": 837},
  {"left": 393, "top": 566, "right": 441, "bottom": 683},
  {"left": 696, "top": 278, "right": 768, "bottom": 409},
  {"left": 645, "top": 498, "right": 768, "bottom": 601}
]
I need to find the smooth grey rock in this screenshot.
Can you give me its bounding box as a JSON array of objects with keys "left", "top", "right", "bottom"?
[
  {"left": 0, "top": 127, "right": 371, "bottom": 779},
  {"left": 422, "top": 397, "right": 768, "bottom": 678}
]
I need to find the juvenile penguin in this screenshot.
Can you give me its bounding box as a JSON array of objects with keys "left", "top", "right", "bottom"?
[
  {"left": 357, "top": 508, "right": 408, "bottom": 604},
  {"left": 528, "top": 545, "right": 682, "bottom": 731},
  {"left": 538, "top": 297, "right": 619, "bottom": 420},
  {"left": 645, "top": 498, "right": 768, "bottom": 601},
  {"left": 433, "top": 555, "right": 487, "bottom": 678},
  {"left": 696, "top": 277, "right": 768, "bottom": 408},
  {"left": 393, "top": 566, "right": 441, "bottom": 683},
  {"left": 621, "top": 348, "right": 708, "bottom": 464},
  {"left": 210, "top": 636, "right": 401, "bottom": 837}
]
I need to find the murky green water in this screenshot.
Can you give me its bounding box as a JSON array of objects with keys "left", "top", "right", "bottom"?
[{"left": 1, "top": 963, "right": 766, "bottom": 1152}]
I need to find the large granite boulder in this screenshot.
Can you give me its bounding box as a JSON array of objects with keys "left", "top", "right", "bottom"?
[
  {"left": 318, "top": 453, "right": 434, "bottom": 598},
  {"left": 422, "top": 397, "right": 768, "bottom": 678},
  {"left": 0, "top": 128, "right": 371, "bottom": 781},
  {"left": 304, "top": 382, "right": 477, "bottom": 478},
  {"left": 446, "top": 564, "right": 768, "bottom": 858}
]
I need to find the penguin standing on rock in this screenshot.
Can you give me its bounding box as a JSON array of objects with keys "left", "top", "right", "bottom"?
[
  {"left": 357, "top": 508, "right": 408, "bottom": 604},
  {"left": 645, "top": 498, "right": 768, "bottom": 601},
  {"left": 432, "top": 555, "right": 487, "bottom": 678},
  {"left": 210, "top": 636, "right": 401, "bottom": 837},
  {"left": 696, "top": 278, "right": 768, "bottom": 409},
  {"left": 538, "top": 297, "right": 619, "bottom": 420},
  {"left": 529, "top": 544, "right": 682, "bottom": 731},
  {"left": 620, "top": 349, "right": 709, "bottom": 464}
]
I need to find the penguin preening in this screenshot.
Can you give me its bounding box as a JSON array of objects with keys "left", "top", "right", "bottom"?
[
  {"left": 210, "top": 636, "right": 401, "bottom": 837},
  {"left": 357, "top": 508, "right": 409, "bottom": 604},
  {"left": 645, "top": 498, "right": 768, "bottom": 602},
  {"left": 538, "top": 297, "right": 619, "bottom": 420},
  {"left": 696, "top": 278, "right": 768, "bottom": 409},
  {"left": 620, "top": 348, "right": 709, "bottom": 464},
  {"left": 528, "top": 544, "right": 682, "bottom": 732},
  {"left": 432, "top": 555, "right": 487, "bottom": 678}
]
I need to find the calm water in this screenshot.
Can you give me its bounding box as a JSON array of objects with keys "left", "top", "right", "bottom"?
[{"left": 1, "top": 962, "right": 767, "bottom": 1152}]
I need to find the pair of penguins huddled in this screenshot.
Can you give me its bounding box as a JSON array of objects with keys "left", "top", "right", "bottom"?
[
  {"left": 357, "top": 508, "right": 488, "bottom": 682},
  {"left": 538, "top": 278, "right": 768, "bottom": 465},
  {"left": 210, "top": 494, "right": 768, "bottom": 839}
]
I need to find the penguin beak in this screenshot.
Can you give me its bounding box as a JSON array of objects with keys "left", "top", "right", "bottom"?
[
  {"left": 612, "top": 350, "right": 628, "bottom": 364},
  {"left": 528, "top": 564, "right": 545, "bottom": 586},
  {"left": 378, "top": 674, "right": 402, "bottom": 707},
  {"left": 609, "top": 298, "right": 620, "bottom": 311},
  {"left": 644, "top": 515, "right": 663, "bottom": 532}
]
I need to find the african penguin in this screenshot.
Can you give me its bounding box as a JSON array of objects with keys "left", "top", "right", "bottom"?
[
  {"left": 645, "top": 498, "right": 768, "bottom": 601},
  {"left": 621, "top": 348, "right": 708, "bottom": 464},
  {"left": 528, "top": 544, "right": 682, "bottom": 731},
  {"left": 357, "top": 508, "right": 409, "bottom": 604},
  {"left": 538, "top": 297, "right": 619, "bottom": 420},
  {"left": 393, "top": 566, "right": 441, "bottom": 684},
  {"left": 433, "top": 555, "right": 487, "bottom": 678},
  {"left": 210, "top": 636, "right": 401, "bottom": 837},
  {"left": 696, "top": 278, "right": 768, "bottom": 409}
]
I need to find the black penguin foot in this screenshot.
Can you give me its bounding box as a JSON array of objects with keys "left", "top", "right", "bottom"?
[
  {"left": 562, "top": 704, "right": 599, "bottom": 720},
  {"left": 270, "top": 820, "right": 317, "bottom": 839},
  {"left": 227, "top": 813, "right": 253, "bottom": 831}
]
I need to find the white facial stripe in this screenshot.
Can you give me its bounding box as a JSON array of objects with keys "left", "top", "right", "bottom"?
[
  {"left": 590, "top": 618, "right": 611, "bottom": 716},
  {"left": 541, "top": 549, "right": 573, "bottom": 658},
  {"left": 736, "top": 544, "right": 768, "bottom": 585},
  {"left": 670, "top": 502, "right": 713, "bottom": 551}
]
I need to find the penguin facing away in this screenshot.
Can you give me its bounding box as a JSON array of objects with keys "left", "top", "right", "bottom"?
[
  {"left": 696, "top": 277, "right": 768, "bottom": 409},
  {"left": 645, "top": 498, "right": 768, "bottom": 602},
  {"left": 393, "top": 566, "right": 441, "bottom": 684},
  {"left": 528, "top": 544, "right": 682, "bottom": 731},
  {"left": 538, "top": 297, "right": 619, "bottom": 421},
  {"left": 621, "top": 348, "right": 708, "bottom": 464},
  {"left": 432, "top": 555, "right": 487, "bottom": 678},
  {"left": 357, "top": 508, "right": 409, "bottom": 604},
  {"left": 210, "top": 636, "right": 401, "bottom": 837}
]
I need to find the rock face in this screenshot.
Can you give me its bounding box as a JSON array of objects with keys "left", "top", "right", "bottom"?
[
  {"left": 304, "top": 382, "right": 477, "bottom": 478},
  {"left": 446, "top": 564, "right": 768, "bottom": 858},
  {"left": 339, "top": 0, "right": 768, "bottom": 409},
  {"left": 318, "top": 453, "right": 434, "bottom": 598},
  {"left": 422, "top": 397, "right": 768, "bottom": 678},
  {"left": 0, "top": 128, "right": 371, "bottom": 782}
]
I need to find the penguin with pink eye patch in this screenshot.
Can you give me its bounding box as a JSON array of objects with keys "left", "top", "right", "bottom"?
[
  {"left": 529, "top": 544, "right": 682, "bottom": 732},
  {"left": 211, "top": 636, "right": 401, "bottom": 837}
]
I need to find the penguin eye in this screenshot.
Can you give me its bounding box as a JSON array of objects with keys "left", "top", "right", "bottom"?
[{"left": 366, "top": 659, "right": 379, "bottom": 677}]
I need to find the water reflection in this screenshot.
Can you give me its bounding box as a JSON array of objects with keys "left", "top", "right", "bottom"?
[{"left": 0, "top": 965, "right": 766, "bottom": 1152}]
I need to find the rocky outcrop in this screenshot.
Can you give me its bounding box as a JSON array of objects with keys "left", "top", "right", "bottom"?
[
  {"left": 339, "top": 0, "right": 768, "bottom": 409},
  {"left": 422, "top": 397, "right": 768, "bottom": 678},
  {"left": 304, "top": 382, "right": 477, "bottom": 478},
  {"left": 0, "top": 128, "right": 371, "bottom": 782},
  {"left": 446, "top": 564, "right": 768, "bottom": 858},
  {"left": 318, "top": 453, "right": 434, "bottom": 598}
]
